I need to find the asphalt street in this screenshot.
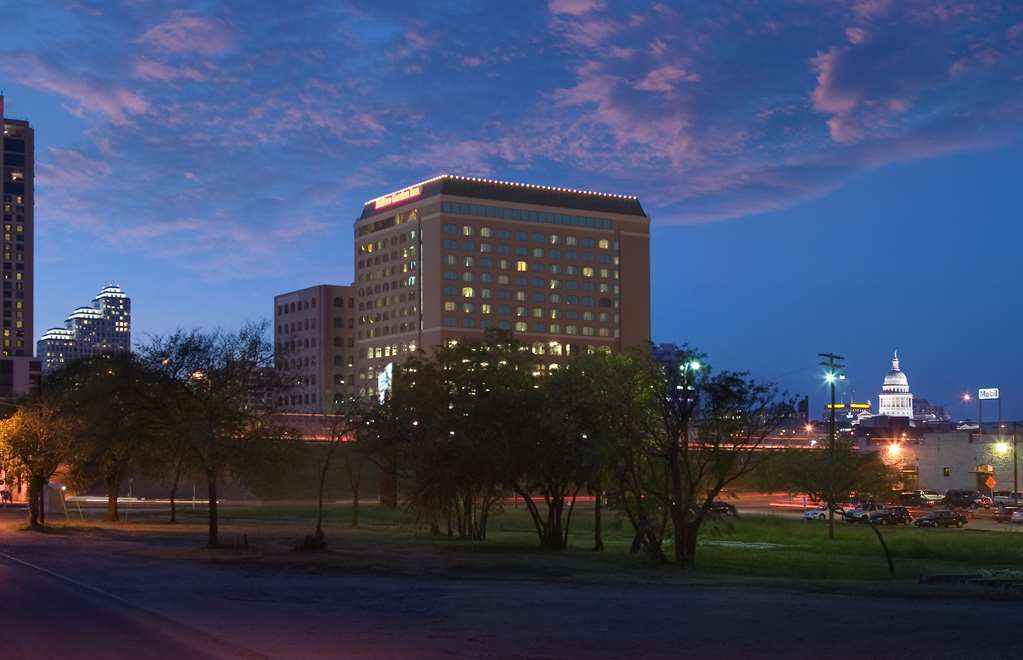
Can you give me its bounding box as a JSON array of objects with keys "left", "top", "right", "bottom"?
[{"left": 0, "top": 554, "right": 242, "bottom": 659}]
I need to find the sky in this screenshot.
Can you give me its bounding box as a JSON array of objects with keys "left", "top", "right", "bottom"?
[{"left": 2, "top": 0, "right": 1021, "bottom": 419}]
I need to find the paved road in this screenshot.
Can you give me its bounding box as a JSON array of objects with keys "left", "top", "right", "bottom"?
[
  {"left": 0, "top": 554, "right": 244, "bottom": 659},
  {"left": 0, "top": 532, "right": 1019, "bottom": 660}
]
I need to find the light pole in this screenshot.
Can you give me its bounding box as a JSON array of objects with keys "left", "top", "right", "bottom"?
[{"left": 819, "top": 352, "right": 845, "bottom": 541}]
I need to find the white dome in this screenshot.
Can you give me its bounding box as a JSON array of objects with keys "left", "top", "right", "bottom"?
[
  {"left": 884, "top": 369, "right": 908, "bottom": 388},
  {"left": 878, "top": 350, "right": 913, "bottom": 418}
]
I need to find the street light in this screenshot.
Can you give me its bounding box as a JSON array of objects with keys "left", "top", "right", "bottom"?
[{"left": 994, "top": 441, "right": 1010, "bottom": 457}]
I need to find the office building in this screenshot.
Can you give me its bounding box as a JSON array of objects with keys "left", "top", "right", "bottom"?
[
  {"left": 274, "top": 284, "right": 356, "bottom": 412},
  {"left": 37, "top": 285, "right": 131, "bottom": 373},
  {"left": 353, "top": 175, "right": 650, "bottom": 397}
]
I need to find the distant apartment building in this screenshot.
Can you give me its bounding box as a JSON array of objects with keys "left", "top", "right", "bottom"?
[
  {"left": 37, "top": 285, "right": 131, "bottom": 374},
  {"left": 352, "top": 175, "right": 651, "bottom": 397},
  {"left": 0, "top": 96, "right": 40, "bottom": 398},
  {"left": 273, "top": 284, "right": 356, "bottom": 412}
]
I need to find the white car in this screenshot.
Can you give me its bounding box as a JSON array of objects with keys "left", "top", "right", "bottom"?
[
  {"left": 1010, "top": 510, "right": 1023, "bottom": 524},
  {"left": 804, "top": 505, "right": 842, "bottom": 521},
  {"left": 993, "top": 491, "right": 1023, "bottom": 506}
]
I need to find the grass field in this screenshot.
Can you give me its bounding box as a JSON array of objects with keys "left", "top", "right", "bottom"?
[{"left": 29, "top": 499, "right": 1023, "bottom": 593}]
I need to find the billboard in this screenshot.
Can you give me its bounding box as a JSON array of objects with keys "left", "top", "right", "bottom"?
[
  {"left": 978, "top": 388, "right": 1000, "bottom": 401},
  {"left": 377, "top": 362, "right": 394, "bottom": 403}
]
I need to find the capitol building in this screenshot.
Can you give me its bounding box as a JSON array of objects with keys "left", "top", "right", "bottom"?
[{"left": 877, "top": 351, "right": 914, "bottom": 418}]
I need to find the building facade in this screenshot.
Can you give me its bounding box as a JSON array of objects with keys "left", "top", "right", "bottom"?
[
  {"left": 37, "top": 285, "right": 131, "bottom": 374},
  {"left": 877, "top": 351, "right": 913, "bottom": 418},
  {"left": 274, "top": 284, "right": 356, "bottom": 412},
  {"left": 0, "top": 96, "right": 34, "bottom": 361},
  {"left": 352, "top": 175, "right": 651, "bottom": 397}
]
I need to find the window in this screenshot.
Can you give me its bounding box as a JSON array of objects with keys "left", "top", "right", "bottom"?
[
  {"left": 515, "top": 306, "right": 526, "bottom": 317},
  {"left": 532, "top": 247, "right": 544, "bottom": 257},
  {"left": 462, "top": 272, "right": 473, "bottom": 282},
  {"left": 443, "top": 286, "right": 457, "bottom": 296},
  {"left": 445, "top": 255, "right": 456, "bottom": 265},
  {"left": 443, "top": 271, "right": 457, "bottom": 280},
  {"left": 566, "top": 236, "right": 577, "bottom": 246},
  {"left": 462, "top": 287, "right": 474, "bottom": 298},
  {"left": 481, "top": 303, "right": 492, "bottom": 314},
  {"left": 462, "top": 226, "right": 473, "bottom": 236},
  {"left": 443, "top": 224, "right": 457, "bottom": 234},
  {"left": 515, "top": 231, "right": 527, "bottom": 241},
  {"left": 514, "top": 321, "right": 527, "bottom": 332},
  {"left": 598, "top": 239, "right": 609, "bottom": 249},
  {"left": 464, "top": 256, "right": 474, "bottom": 267},
  {"left": 532, "top": 307, "right": 543, "bottom": 318},
  {"left": 480, "top": 243, "right": 492, "bottom": 253},
  {"left": 443, "top": 239, "right": 457, "bottom": 249},
  {"left": 516, "top": 260, "right": 528, "bottom": 272},
  {"left": 515, "top": 291, "right": 526, "bottom": 301},
  {"left": 583, "top": 267, "right": 594, "bottom": 277},
  {"left": 462, "top": 241, "right": 475, "bottom": 251},
  {"left": 462, "top": 303, "right": 474, "bottom": 313},
  {"left": 532, "top": 233, "right": 544, "bottom": 242},
  {"left": 481, "top": 227, "right": 492, "bottom": 237},
  {"left": 444, "top": 301, "right": 456, "bottom": 311}
]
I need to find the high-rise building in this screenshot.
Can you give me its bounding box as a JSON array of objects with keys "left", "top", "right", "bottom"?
[
  {"left": 273, "top": 284, "right": 356, "bottom": 412},
  {"left": 352, "top": 175, "right": 651, "bottom": 398},
  {"left": 0, "top": 96, "right": 33, "bottom": 359},
  {"left": 37, "top": 285, "right": 131, "bottom": 373},
  {"left": 0, "top": 96, "right": 40, "bottom": 399}
]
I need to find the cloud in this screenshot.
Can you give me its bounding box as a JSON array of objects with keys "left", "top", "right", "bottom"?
[
  {"left": 36, "top": 148, "right": 111, "bottom": 189},
  {"left": 135, "top": 10, "right": 234, "bottom": 56},
  {"left": 2, "top": 54, "right": 148, "bottom": 125},
  {"left": 633, "top": 63, "right": 700, "bottom": 92},
  {"left": 549, "top": 0, "right": 605, "bottom": 16},
  {"left": 132, "top": 57, "right": 207, "bottom": 82}
]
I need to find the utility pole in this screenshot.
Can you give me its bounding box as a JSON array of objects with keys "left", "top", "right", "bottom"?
[
  {"left": 1014, "top": 421, "right": 1018, "bottom": 495},
  {"left": 819, "top": 352, "right": 845, "bottom": 541}
]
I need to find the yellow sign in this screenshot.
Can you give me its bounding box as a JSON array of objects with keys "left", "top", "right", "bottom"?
[{"left": 373, "top": 185, "right": 422, "bottom": 210}]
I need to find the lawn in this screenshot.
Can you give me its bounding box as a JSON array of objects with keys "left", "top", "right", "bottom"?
[{"left": 24, "top": 500, "right": 1023, "bottom": 589}]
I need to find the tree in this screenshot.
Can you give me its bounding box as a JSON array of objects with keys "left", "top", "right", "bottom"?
[
  {"left": 55, "top": 354, "right": 161, "bottom": 522},
  {"left": 142, "top": 322, "right": 293, "bottom": 547},
  {"left": 297, "top": 395, "right": 372, "bottom": 551},
  {"left": 620, "top": 346, "right": 794, "bottom": 568},
  {"left": 0, "top": 393, "right": 78, "bottom": 529},
  {"left": 756, "top": 442, "right": 898, "bottom": 522}
]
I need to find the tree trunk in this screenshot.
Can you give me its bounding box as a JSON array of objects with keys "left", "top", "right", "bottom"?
[
  {"left": 104, "top": 475, "right": 121, "bottom": 523},
  {"left": 168, "top": 461, "right": 183, "bottom": 524},
  {"left": 351, "top": 485, "right": 360, "bottom": 528},
  {"left": 593, "top": 490, "right": 604, "bottom": 552},
  {"left": 27, "top": 475, "right": 44, "bottom": 529},
  {"left": 315, "top": 459, "right": 329, "bottom": 539},
  {"left": 206, "top": 468, "right": 220, "bottom": 548}
]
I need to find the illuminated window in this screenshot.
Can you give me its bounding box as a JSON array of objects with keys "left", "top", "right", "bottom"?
[
  {"left": 462, "top": 272, "right": 473, "bottom": 282},
  {"left": 462, "top": 287, "right": 474, "bottom": 298},
  {"left": 532, "top": 307, "right": 543, "bottom": 318},
  {"left": 462, "top": 303, "right": 474, "bottom": 313},
  {"left": 515, "top": 306, "right": 526, "bottom": 317},
  {"left": 480, "top": 289, "right": 492, "bottom": 299},
  {"left": 598, "top": 239, "right": 609, "bottom": 249},
  {"left": 444, "top": 301, "right": 456, "bottom": 311},
  {"left": 566, "top": 236, "right": 577, "bottom": 246},
  {"left": 550, "top": 324, "right": 561, "bottom": 335},
  {"left": 583, "top": 267, "right": 594, "bottom": 278},
  {"left": 516, "top": 260, "right": 527, "bottom": 272},
  {"left": 481, "top": 304, "right": 491, "bottom": 315},
  {"left": 514, "top": 321, "right": 527, "bottom": 332},
  {"left": 532, "top": 248, "right": 544, "bottom": 257},
  {"left": 480, "top": 227, "right": 492, "bottom": 237},
  {"left": 515, "top": 291, "right": 526, "bottom": 301}
]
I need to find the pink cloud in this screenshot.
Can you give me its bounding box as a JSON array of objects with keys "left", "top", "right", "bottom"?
[
  {"left": 1009, "top": 23, "right": 1023, "bottom": 40},
  {"left": 549, "top": 0, "right": 605, "bottom": 16},
  {"left": 461, "top": 55, "right": 483, "bottom": 68},
  {"left": 36, "top": 148, "right": 112, "bottom": 189},
  {"left": 3, "top": 54, "right": 148, "bottom": 125},
  {"left": 811, "top": 47, "right": 859, "bottom": 115},
  {"left": 852, "top": 0, "right": 893, "bottom": 19},
  {"left": 136, "top": 11, "right": 234, "bottom": 56},
  {"left": 845, "top": 27, "right": 868, "bottom": 44},
  {"left": 633, "top": 64, "right": 699, "bottom": 92},
  {"left": 133, "top": 57, "right": 207, "bottom": 82}
]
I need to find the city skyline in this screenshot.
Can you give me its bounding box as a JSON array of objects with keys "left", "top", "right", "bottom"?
[{"left": 2, "top": 1, "right": 1021, "bottom": 416}]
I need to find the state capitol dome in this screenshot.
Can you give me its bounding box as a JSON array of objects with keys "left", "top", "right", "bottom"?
[{"left": 878, "top": 351, "right": 913, "bottom": 418}]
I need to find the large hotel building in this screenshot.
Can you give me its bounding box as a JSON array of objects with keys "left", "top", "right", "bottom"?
[
  {"left": 352, "top": 175, "right": 650, "bottom": 398},
  {"left": 276, "top": 175, "right": 650, "bottom": 407}
]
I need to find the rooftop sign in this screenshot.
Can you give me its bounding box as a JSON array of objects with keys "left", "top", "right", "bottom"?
[
  {"left": 978, "top": 388, "right": 1000, "bottom": 400},
  {"left": 373, "top": 185, "right": 422, "bottom": 210}
]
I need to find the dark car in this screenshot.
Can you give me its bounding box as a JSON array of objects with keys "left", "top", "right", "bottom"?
[
  {"left": 706, "top": 501, "right": 738, "bottom": 517},
  {"left": 993, "top": 506, "right": 1020, "bottom": 523},
  {"left": 868, "top": 506, "right": 913, "bottom": 525},
  {"left": 914, "top": 509, "right": 968, "bottom": 528},
  {"left": 944, "top": 490, "right": 992, "bottom": 509}
]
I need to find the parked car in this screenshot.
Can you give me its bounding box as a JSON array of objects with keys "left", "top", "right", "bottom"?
[
  {"left": 943, "top": 490, "right": 993, "bottom": 509},
  {"left": 1011, "top": 510, "right": 1023, "bottom": 524},
  {"left": 868, "top": 506, "right": 913, "bottom": 525},
  {"left": 803, "top": 504, "right": 844, "bottom": 521},
  {"left": 993, "top": 506, "right": 1020, "bottom": 523},
  {"left": 914, "top": 509, "right": 968, "bottom": 528},
  {"left": 899, "top": 491, "right": 941, "bottom": 507},
  {"left": 992, "top": 491, "right": 1023, "bottom": 506},
  {"left": 707, "top": 501, "right": 738, "bottom": 517},
  {"left": 843, "top": 502, "right": 887, "bottom": 522}
]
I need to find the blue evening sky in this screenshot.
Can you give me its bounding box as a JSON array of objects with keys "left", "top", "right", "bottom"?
[{"left": 2, "top": 0, "right": 1021, "bottom": 418}]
